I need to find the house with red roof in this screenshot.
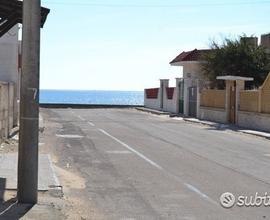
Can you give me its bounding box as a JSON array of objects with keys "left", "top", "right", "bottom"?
[
  {"left": 144, "top": 35, "right": 270, "bottom": 133},
  {"left": 169, "top": 49, "right": 211, "bottom": 117},
  {"left": 144, "top": 48, "right": 211, "bottom": 116}
]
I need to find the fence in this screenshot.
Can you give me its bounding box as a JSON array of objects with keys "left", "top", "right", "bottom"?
[
  {"left": 239, "top": 91, "right": 259, "bottom": 112},
  {"left": 239, "top": 73, "right": 270, "bottom": 114},
  {"left": 200, "top": 89, "right": 226, "bottom": 109},
  {"left": 261, "top": 75, "right": 270, "bottom": 113},
  {"left": 145, "top": 88, "right": 159, "bottom": 99},
  {"left": 144, "top": 84, "right": 178, "bottom": 113},
  {"left": 144, "top": 87, "right": 161, "bottom": 110}
]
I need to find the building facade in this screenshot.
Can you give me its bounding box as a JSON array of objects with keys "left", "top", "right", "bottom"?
[{"left": 0, "top": 25, "right": 20, "bottom": 136}]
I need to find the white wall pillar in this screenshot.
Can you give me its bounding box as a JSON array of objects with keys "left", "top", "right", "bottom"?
[
  {"left": 183, "top": 78, "right": 191, "bottom": 116},
  {"left": 196, "top": 79, "right": 200, "bottom": 118},
  {"left": 225, "top": 80, "right": 233, "bottom": 123},
  {"left": 175, "top": 78, "right": 182, "bottom": 113},
  {"left": 160, "top": 79, "right": 169, "bottom": 110}
]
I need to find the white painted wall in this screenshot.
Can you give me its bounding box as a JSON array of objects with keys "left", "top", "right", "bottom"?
[
  {"left": 182, "top": 63, "right": 206, "bottom": 117},
  {"left": 0, "top": 25, "right": 19, "bottom": 83},
  {"left": 199, "top": 107, "right": 227, "bottom": 124},
  {"left": 144, "top": 89, "right": 161, "bottom": 110},
  {"left": 144, "top": 78, "right": 181, "bottom": 113},
  {"left": 238, "top": 111, "right": 270, "bottom": 132},
  {"left": 145, "top": 62, "right": 206, "bottom": 116},
  {"left": 0, "top": 25, "right": 19, "bottom": 127},
  {"left": 160, "top": 79, "right": 169, "bottom": 110},
  {"left": 163, "top": 87, "right": 178, "bottom": 113}
]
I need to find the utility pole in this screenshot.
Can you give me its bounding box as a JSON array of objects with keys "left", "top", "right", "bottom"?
[{"left": 17, "top": 0, "right": 41, "bottom": 204}]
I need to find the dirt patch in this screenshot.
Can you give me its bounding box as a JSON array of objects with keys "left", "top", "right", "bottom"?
[
  {"left": 0, "top": 138, "right": 18, "bottom": 154},
  {"left": 63, "top": 197, "right": 105, "bottom": 220},
  {"left": 54, "top": 166, "right": 86, "bottom": 190},
  {"left": 53, "top": 165, "right": 105, "bottom": 219}
]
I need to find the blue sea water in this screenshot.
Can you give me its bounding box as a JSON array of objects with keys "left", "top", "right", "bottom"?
[{"left": 40, "top": 90, "right": 144, "bottom": 105}]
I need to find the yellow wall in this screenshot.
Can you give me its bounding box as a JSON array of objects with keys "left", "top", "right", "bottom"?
[
  {"left": 200, "top": 90, "right": 226, "bottom": 109},
  {"left": 239, "top": 73, "right": 270, "bottom": 114},
  {"left": 239, "top": 91, "right": 259, "bottom": 112}
]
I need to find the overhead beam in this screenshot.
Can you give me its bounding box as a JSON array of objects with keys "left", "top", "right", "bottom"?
[{"left": 0, "top": 0, "right": 49, "bottom": 37}]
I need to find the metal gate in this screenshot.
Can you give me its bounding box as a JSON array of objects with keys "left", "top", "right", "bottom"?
[
  {"left": 188, "top": 87, "right": 197, "bottom": 117},
  {"left": 179, "top": 80, "right": 184, "bottom": 114}
]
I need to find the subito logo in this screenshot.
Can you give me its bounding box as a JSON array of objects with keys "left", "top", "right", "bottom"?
[{"left": 220, "top": 192, "right": 236, "bottom": 208}]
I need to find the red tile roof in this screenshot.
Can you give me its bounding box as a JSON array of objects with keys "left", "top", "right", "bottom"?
[{"left": 170, "top": 49, "right": 212, "bottom": 64}]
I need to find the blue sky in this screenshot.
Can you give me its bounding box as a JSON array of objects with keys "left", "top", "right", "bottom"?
[{"left": 40, "top": 0, "right": 270, "bottom": 91}]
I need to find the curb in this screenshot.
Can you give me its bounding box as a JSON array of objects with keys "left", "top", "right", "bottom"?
[
  {"left": 238, "top": 130, "right": 270, "bottom": 140},
  {"left": 182, "top": 118, "right": 270, "bottom": 140},
  {"left": 135, "top": 107, "right": 170, "bottom": 115},
  {"left": 137, "top": 107, "right": 270, "bottom": 140}
]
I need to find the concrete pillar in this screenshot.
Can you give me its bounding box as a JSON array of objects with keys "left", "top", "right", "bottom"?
[
  {"left": 160, "top": 79, "right": 169, "bottom": 110},
  {"left": 258, "top": 88, "right": 262, "bottom": 113},
  {"left": 235, "top": 80, "right": 245, "bottom": 124},
  {"left": 175, "top": 78, "right": 182, "bottom": 113},
  {"left": 196, "top": 79, "right": 200, "bottom": 118},
  {"left": 17, "top": 0, "right": 41, "bottom": 204},
  {"left": 183, "top": 78, "right": 191, "bottom": 116},
  {"left": 225, "top": 80, "right": 234, "bottom": 123}
]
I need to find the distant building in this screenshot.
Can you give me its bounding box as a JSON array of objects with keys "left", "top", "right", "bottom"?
[{"left": 261, "top": 33, "right": 270, "bottom": 54}]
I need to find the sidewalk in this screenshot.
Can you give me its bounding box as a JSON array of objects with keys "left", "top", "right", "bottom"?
[
  {"left": 136, "top": 107, "right": 270, "bottom": 140},
  {"left": 0, "top": 150, "right": 63, "bottom": 219},
  {"left": 0, "top": 153, "right": 60, "bottom": 190},
  {"left": 0, "top": 120, "right": 64, "bottom": 220}
]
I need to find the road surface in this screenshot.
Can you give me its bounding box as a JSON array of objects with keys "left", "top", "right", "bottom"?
[{"left": 40, "top": 108, "right": 270, "bottom": 220}]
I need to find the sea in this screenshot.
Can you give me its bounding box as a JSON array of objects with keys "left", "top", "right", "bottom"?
[{"left": 40, "top": 90, "right": 144, "bottom": 105}]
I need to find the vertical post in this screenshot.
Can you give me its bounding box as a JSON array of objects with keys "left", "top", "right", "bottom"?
[
  {"left": 196, "top": 79, "right": 200, "bottom": 118},
  {"left": 258, "top": 88, "right": 262, "bottom": 113},
  {"left": 225, "top": 80, "right": 232, "bottom": 123},
  {"left": 159, "top": 80, "right": 163, "bottom": 110},
  {"left": 17, "top": 0, "right": 41, "bottom": 204},
  {"left": 175, "top": 78, "right": 181, "bottom": 113},
  {"left": 235, "top": 80, "right": 245, "bottom": 125},
  {"left": 160, "top": 79, "right": 169, "bottom": 111}
]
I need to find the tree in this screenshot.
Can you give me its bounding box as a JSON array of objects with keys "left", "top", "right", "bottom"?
[{"left": 202, "top": 36, "right": 270, "bottom": 89}]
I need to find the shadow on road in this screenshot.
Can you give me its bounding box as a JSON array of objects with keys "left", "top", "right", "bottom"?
[
  {"left": 203, "top": 124, "right": 238, "bottom": 131},
  {"left": 0, "top": 177, "right": 33, "bottom": 220}
]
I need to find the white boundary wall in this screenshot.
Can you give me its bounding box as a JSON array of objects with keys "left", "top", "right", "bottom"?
[
  {"left": 144, "top": 88, "right": 161, "bottom": 110},
  {"left": 144, "top": 78, "right": 182, "bottom": 113},
  {"left": 163, "top": 87, "right": 178, "bottom": 113},
  {"left": 238, "top": 111, "right": 270, "bottom": 132},
  {"left": 199, "top": 107, "right": 227, "bottom": 124}
]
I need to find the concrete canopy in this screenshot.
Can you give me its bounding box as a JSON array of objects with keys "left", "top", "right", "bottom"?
[
  {"left": 0, "top": 0, "right": 50, "bottom": 37},
  {"left": 216, "top": 75, "right": 254, "bottom": 81}
]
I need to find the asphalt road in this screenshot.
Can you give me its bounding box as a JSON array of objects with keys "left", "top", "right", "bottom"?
[{"left": 40, "top": 108, "right": 270, "bottom": 220}]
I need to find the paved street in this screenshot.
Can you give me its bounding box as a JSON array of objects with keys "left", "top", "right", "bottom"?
[{"left": 40, "top": 108, "right": 270, "bottom": 220}]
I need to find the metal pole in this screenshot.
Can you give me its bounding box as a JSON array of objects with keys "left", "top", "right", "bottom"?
[{"left": 17, "top": 0, "right": 41, "bottom": 204}]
